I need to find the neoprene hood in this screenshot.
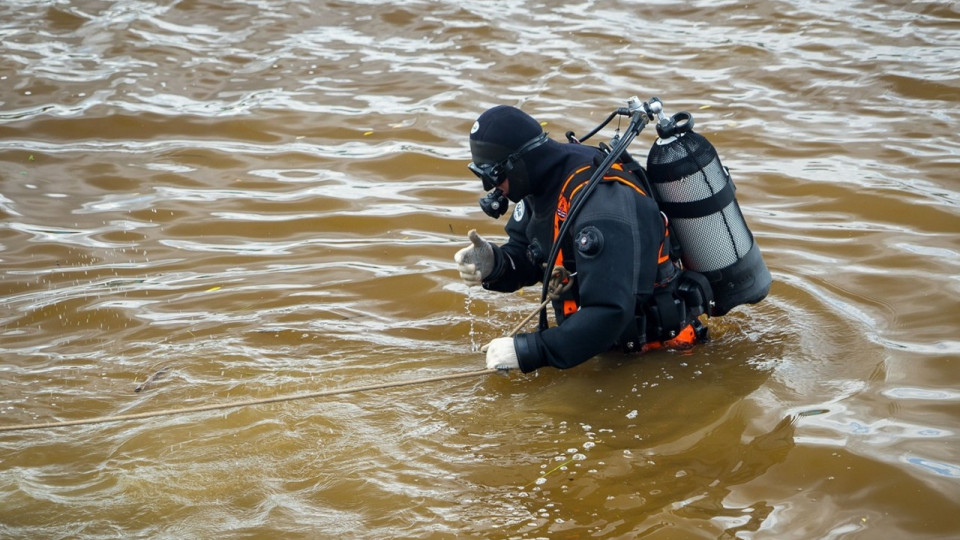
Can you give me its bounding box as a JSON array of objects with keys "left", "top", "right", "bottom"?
[{"left": 469, "top": 105, "right": 545, "bottom": 202}]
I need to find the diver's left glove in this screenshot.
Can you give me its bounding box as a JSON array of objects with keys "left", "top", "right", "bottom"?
[
  {"left": 454, "top": 229, "right": 494, "bottom": 286},
  {"left": 484, "top": 337, "right": 519, "bottom": 370}
]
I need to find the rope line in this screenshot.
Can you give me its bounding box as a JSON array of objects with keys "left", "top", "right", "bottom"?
[
  {"left": 0, "top": 368, "right": 493, "bottom": 434},
  {"left": 1, "top": 269, "right": 573, "bottom": 434},
  {"left": 505, "top": 266, "right": 573, "bottom": 338}
]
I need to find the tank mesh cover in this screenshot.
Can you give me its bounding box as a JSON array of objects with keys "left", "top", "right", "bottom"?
[{"left": 647, "top": 132, "right": 754, "bottom": 273}]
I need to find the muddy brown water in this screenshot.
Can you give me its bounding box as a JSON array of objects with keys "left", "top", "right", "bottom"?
[{"left": 1, "top": 1, "right": 958, "bottom": 538}]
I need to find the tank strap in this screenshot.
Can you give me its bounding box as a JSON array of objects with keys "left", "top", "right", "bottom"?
[{"left": 656, "top": 173, "right": 736, "bottom": 219}]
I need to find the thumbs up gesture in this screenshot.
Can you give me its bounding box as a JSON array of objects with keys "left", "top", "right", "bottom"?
[{"left": 454, "top": 230, "right": 494, "bottom": 286}]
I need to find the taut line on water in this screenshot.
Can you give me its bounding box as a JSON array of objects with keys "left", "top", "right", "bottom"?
[{"left": 0, "top": 369, "right": 493, "bottom": 434}]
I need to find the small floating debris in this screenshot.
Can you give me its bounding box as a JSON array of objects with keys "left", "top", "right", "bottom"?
[
  {"left": 135, "top": 367, "right": 171, "bottom": 393},
  {"left": 798, "top": 408, "right": 829, "bottom": 417}
]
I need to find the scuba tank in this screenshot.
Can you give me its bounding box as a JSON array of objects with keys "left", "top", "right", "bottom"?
[
  {"left": 538, "top": 96, "right": 769, "bottom": 328},
  {"left": 645, "top": 110, "right": 771, "bottom": 316}
]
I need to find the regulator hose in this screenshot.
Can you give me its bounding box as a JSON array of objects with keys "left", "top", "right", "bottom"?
[{"left": 537, "top": 98, "right": 656, "bottom": 330}]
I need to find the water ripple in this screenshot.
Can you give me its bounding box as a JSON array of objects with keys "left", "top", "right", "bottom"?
[{"left": 2, "top": 0, "right": 960, "bottom": 538}]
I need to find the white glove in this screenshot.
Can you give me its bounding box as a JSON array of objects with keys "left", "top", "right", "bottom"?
[
  {"left": 454, "top": 229, "right": 494, "bottom": 286},
  {"left": 484, "top": 337, "right": 519, "bottom": 370}
]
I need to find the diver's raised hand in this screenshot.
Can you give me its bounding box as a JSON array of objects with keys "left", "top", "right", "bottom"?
[{"left": 454, "top": 229, "right": 494, "bottom": 286}]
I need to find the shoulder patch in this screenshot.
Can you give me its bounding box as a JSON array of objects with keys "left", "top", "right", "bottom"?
[{"left": 512, "top": 200, "right": 525, "bottom": 222}]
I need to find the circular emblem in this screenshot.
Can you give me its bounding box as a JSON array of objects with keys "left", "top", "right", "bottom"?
[
  {"left": 471, "top": 121, "right": 480, "bottom": 135},
  {"left": 512, "top": 200, "right": 525, "bottom": 222}
]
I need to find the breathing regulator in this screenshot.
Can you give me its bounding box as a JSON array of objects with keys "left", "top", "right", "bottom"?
[{"left": 474, "top": 132, "right": 550, "bottom": 218}]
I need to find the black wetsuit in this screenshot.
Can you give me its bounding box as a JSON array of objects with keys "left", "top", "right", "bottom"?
[{"left": 481, "top": 141, "right": 666, "bottom": 372}]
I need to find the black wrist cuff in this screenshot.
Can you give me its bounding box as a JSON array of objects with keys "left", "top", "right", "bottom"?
[
  {"left": 482, "top": 245, "right": 512, "bottom": 286},
  {"left": 515, "top": 333, "right": 545, "bottom": 373}
]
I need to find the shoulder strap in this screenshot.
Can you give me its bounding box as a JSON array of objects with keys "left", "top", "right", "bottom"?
[
  {"left": 553, "top": 162, "right": 647, "bottom": 267},
  {"left": 550, "top": 162, "right": 680, "bottom": 318}
]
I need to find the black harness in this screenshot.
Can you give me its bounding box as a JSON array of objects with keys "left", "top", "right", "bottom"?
[{"left": 551, "top": 157, "right": 713, "bottom": 350}]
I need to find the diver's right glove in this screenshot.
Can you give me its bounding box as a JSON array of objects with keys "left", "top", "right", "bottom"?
[
  {"left": 483, "top": 337, "right": 519, "bottom": 370},
  {"left": 454, "top": 229, "right": 494, "bottom": 287}
]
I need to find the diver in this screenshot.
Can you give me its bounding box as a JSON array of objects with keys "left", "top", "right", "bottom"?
[{"left": 455, "top": 104, "right": 713, "bottom": 373}]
